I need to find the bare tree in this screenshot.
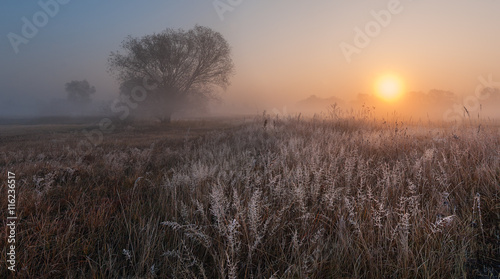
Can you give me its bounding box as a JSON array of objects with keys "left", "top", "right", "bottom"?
[
  {"left": 65, "top": 79, "right": 96, "bottom": 104},
  {"left": 108, "top": 25, "right": 234, "bottom": 123}
]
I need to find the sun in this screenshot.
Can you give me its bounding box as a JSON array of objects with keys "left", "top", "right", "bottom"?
[{"left": 374, "top": 74, "right": 405, "bottom": 102}]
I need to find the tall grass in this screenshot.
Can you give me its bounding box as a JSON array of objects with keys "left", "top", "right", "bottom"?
[{"left": 1, "top": 117, "right": 499, "bottom": 278}]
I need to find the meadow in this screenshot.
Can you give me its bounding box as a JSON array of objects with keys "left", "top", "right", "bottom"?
[{"left": 1, "top": 115, "right": 499, "bottom": 278}]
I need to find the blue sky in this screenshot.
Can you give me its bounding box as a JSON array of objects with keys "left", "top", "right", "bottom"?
[
  {"left": 1, "top": 1, "right": 215, "bottom": 110},
  {"left": 2, "top": 1, "right": 500, "bottom": 116}
]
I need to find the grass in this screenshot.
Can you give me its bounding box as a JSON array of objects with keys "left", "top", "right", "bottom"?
[{"left": 1, "top": 116, "right": 499, "bottom": 278}]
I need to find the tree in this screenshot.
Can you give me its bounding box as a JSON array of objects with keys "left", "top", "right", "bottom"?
[
  {"left": 428, "top": 89, "right": 456, "bottom": 104},
  {"left": 65, "top": 79, "right": 96, "bottom": 104},
  {"left": 108, "top": 25, "right": 234, "bottom": 123}
]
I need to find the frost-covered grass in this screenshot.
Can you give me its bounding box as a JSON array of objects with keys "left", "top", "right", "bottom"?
[{"left": 1, "top": 117, "right": 499, "bottom": 278}]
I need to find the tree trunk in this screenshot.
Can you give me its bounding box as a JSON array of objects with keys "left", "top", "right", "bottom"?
[{"left": 159, "top": 113, "right": 172, "bottom": 124}]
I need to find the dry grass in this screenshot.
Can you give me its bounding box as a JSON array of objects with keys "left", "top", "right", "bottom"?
[{"left": 1, "top": 116, "right": 499, "bottom": 278}]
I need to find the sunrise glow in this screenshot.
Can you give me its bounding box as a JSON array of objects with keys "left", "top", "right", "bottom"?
[{"left": 374, "top": 74, "right": 405, "bottom": 102}]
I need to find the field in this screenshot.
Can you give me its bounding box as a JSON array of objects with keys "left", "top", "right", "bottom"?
[{"left": 1, "top": 116, "right": 499, "bottom": 278}]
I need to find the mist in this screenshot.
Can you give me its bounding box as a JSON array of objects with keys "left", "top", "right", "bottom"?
[
  {"left": 3, "top": 2, "right": 500, "bottom": 277},
  {"left": 2, "top": 1, "right": 500, "bottom": 122}
]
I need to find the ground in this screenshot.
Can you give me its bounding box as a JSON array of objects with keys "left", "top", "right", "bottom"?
[{"left": 0, "top": 116, "right": 499, "bottom": 278}]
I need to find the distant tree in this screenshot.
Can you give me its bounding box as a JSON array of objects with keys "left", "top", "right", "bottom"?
[
  {"left": 108, "top": 25, "right": 234, "bottom": 123},
  {"left": 480, "top": 87, "right": 500, "bottom": 101},
  {"left": 428, "top": 89, "right": 456, "bottom": 103},
  {"left": 65, "top": 79, "right": 96, "bottom": 104}
]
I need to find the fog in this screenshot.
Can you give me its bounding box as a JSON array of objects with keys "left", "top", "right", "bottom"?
[{"left": 2, "top": 1, "right": 500, "bottom": 122}]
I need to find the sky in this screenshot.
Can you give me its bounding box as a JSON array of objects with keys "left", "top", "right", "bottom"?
[{"left": 1, "top": 0, "right": 500, "bottom": 116}]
